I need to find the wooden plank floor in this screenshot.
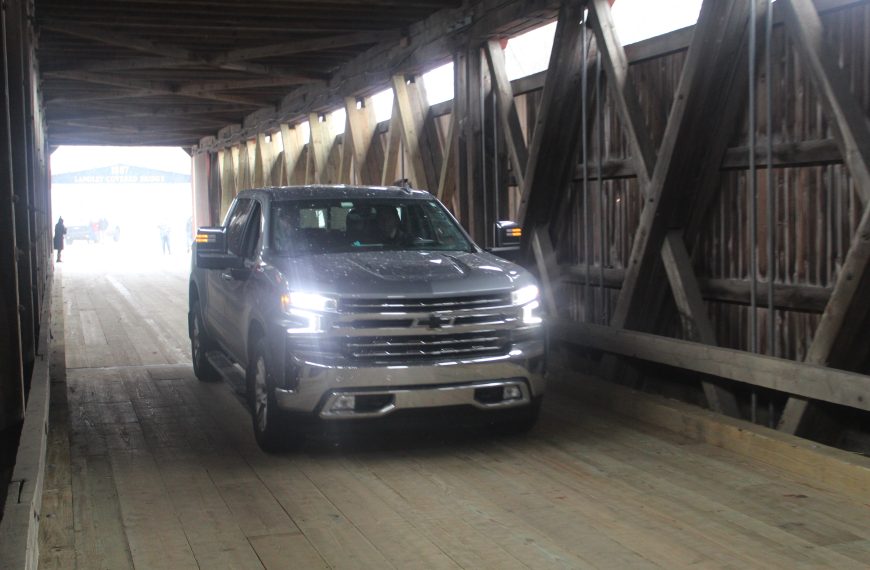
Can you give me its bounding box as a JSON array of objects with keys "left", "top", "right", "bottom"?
[{"left": 40, "top": 246, "right": 870, "bottom": 569}]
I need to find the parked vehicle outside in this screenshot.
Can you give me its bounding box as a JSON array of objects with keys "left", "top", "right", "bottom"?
[
  {"left": 65, "top": 225, "right": 96, "bottom": 244},
  {"left": 188, "top": 185, "right": 546, "bottom": 451}
]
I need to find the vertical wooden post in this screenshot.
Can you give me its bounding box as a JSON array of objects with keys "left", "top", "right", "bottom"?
[
  {"left": 0, "top": 0, "right": 25, "bottom": 429},
  {"left": 191, "top": 152, "right": 210, "bottom": 230},
  {"left": 308, "top": 112, "right": 337, "bottom": 184},
  {"left": 5, "top": 0, "right": 34, "bottom": 378},
  {"left": 219, "top": 148, "right": 236, "bottom": 219},
  {"left": 381, "top": 99, "right": 401, "bottom": 185},
  {"left": 280, "top": 124, "right": 306, "bottom": 185},
  {"left": 436, "top": 112, "right": 458, "bottom": 208},
  {"left": 344, "top": 95, "right": 380, "bottom": 185},
  {"left": 455, "top": 45, "right": 488, "bottom": 244},
  {"left": 483, "top": 40, "right": 528, "bottom": 192}
]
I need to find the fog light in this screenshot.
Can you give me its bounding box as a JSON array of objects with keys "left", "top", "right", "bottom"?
[
  {"left": 503, "top": 385, "right": 522, "bottom": 401},
  {"left": 331, "top": 394, "right": 355, "bottom": 411}
]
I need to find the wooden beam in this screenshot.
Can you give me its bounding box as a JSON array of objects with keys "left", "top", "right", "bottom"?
[
  {"left": 436, "top": 111, "right": 458, "bottom": 207},
  {"left": 307, "top": 113, "right": 335, "bottom": 184},
  {"left": 0, "top": 4, "right": 25, "bottom": 428},
  {"left": 391, "top": 75, "right": 441, "bottom": 190},
  {"left": 781, "top": 0, "right": 870, "bottom": 204},
  {"left": 483, "top": 40, "right": 528, "bottom": 191},
  {"left": 610, "top": 0, "right": 760, "bottom": 331},
  {"left": 252, "top": 133, "right": 266, "bottom": 188},
  {"left": 381, "top": 99, "right": 401, "bottom": 185},
  {"left": 343, "top": 96, "right": 380, "bottom": 185},
  {"left": 588, "top": 0, "right": 656, "bottom": 188},
  {"left": 216, "top": 30, "right": 399, "bottom": 63},
  {"left": 550, "top": 319, "right": 870, "bottom": 414},
  {"left": 531, "top": 226, "right": 559, "bottom": 316},
  {"left": 280, "top": 124, "right": 306, "bottom": 185},
  {"left": 40, "top": 21, "right": 195, "bottom": 60},
  {"left": 219, "top": 148, "right": 236, "bottom": 219},
  {"left": 775, "top": 0, "right": 870, "bottom": 433},
  {"left": 44, "top": 70, "right": 269, "bottom": 107},
  {"left": 661, "top": 231, "right": 740, "bottom": 416},
  {"left": 517, "top": 1, "right": 585, "bottom": 231}
]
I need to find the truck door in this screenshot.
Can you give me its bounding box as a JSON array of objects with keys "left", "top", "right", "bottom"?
[
  {"left": 222, "top": 200, "right": 264, "bottom": 362},
  {"left": 209, "top": 197, "right": 254, "bottom": 351}
]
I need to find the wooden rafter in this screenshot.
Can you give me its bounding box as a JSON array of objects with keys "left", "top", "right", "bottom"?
[
  {"left": 216, "top": 31, "right": 399, "bottom": 64},
  {"left": 44, "top": 70, "right": 268, "bottom": 106}
]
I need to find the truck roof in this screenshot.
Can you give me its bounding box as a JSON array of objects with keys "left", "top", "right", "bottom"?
[{"left": 236, "top": 185, "right": 434, "bottom": 201}]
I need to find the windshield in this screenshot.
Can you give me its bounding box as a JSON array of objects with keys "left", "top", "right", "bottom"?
[{"left": 269, "top": 198, "right": 474, "bottom": 256}]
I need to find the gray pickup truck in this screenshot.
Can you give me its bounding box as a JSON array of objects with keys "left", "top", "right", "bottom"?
[{"left": 189, "top": 185, "right": 545, "bottom": 451}]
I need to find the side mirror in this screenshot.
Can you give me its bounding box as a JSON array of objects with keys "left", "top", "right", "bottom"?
[
  {"left": 487, "top": 221, "right": 521, "bottom": 261},
  {"left": 194, "top": 227, "right": 245, "bottom": 270}
]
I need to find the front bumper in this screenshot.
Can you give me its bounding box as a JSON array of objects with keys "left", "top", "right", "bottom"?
[{"left": 274, "top": 348, "right": 545, "bottom": 419}]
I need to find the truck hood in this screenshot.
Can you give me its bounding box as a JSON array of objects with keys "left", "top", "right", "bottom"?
[{"left": 274, "top": 250, "right": 530, "bottom": 297}]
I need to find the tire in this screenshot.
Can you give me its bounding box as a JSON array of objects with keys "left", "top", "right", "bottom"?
[
  {"left": 248, "top": 337, "right": 302, "bottom": 453},
  {"left": 190, "top": 298, "right": 219, "bottom": 382}
]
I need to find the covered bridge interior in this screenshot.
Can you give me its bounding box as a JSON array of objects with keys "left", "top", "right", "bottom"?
[{"left": 2, "top": 0, "right": 870, "bottom": 567}]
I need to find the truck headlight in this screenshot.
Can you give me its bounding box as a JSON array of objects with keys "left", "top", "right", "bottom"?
[
  {"left": 511, "top": 285, "right": 539, "bottom": 307},
  {"left": 511, "top": 285, "right": 542, "bottom": 324},
  {"left": 281, "top": 292, "right": 337, "bottom": 313},
  {"left": 281, "top": 292, "right": 337, "bottom": 333}
]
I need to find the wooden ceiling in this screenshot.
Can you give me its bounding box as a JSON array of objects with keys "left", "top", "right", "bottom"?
[{"left": 35, "top": 0, "right": 462, "bottom": 147}]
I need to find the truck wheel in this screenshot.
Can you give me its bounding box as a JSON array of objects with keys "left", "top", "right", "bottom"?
[
  {"left": 249, "top": 337, "right": 302, "bottom": 452},
  {"left": 190, "top": 299, "right": 219, "bottom": 382}
]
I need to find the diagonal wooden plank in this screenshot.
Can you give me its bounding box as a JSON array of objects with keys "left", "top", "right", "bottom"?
[
  {"left": 588, "top": 0, "right": 656, "bottom": 188},
  {"left": 580, "top": 0, "right": 740, "bottom": 417},
  {"left": 780, "top": 0, "right": 870, "bottom": 205},
  {"left": 517, "top": 0, "right": 586, "bottom": 231},
  {"left": 219, "top": 149, "right": 236, "bottom": 220},
  {"left": 661, "top": 231, "right": 741, "bottom": 416},
  {"left": 776, "top": 0, "right": 870, "bottom": 433},
  {"left": 391, "top": 75, "right": 441, "bottom": 191},
  {"left": 381, "top": 99, "right": 402, "bottom": 185},
  {"left": 483, "top": 40, "right": 529, "bottom": 191},
  {"left": 610, "top": 0, "right": 760, "bottom": 331},
  {"left": 343, "top": 96, "right": 380, "bottom": 185},
  {"left": 280, "top": 124, "right": 306, "bottom": 185},
  {"left": 436, "top": 112, "right": 458, "bottom": 208}
]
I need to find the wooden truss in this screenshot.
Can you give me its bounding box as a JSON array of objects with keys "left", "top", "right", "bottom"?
[{"left": 539, "top": 0, "right": 870, "bottom": 428}]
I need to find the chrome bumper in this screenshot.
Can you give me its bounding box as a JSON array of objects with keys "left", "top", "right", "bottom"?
[{"left": 274, "top": 349, "right": 545, "bottom": 418}]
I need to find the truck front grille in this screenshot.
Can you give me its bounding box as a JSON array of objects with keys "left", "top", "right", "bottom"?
[
  {"left": 340, "top": 293, "right": 511, "bottom": 313},
  {"left": 288, "top": 331, "right": 509, "bottom": 364},
  {"left": 346, "top": 331, "right": 507, "bottom": 363}
]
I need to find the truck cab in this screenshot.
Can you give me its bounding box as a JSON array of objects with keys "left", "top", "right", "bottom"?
[{"left": 189, "top": 185, "right": 545, "bottom": 451}]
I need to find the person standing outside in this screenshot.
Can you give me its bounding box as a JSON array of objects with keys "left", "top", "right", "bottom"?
[
  {"left": 159, "top": 224, "right": 171, "bottom": 255},
  {"left": 53, "top": 217, "right": 67, "bottom": 262}
]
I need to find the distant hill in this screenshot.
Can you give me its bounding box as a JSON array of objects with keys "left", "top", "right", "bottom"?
[{"left": 52, "top": 164, "right": 190, "bottom": 184}]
